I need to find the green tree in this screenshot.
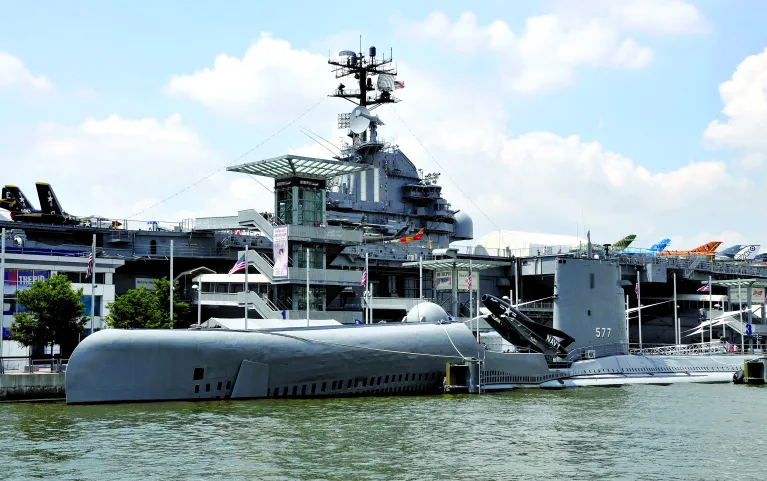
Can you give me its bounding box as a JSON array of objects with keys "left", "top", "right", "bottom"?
[
  {"left": 104, "top": 277, "right": 189, "bottom": 329},
  {"left": 103, "top": 287, "right": 163, "bottom": 329},
  {"left": 10, "top": 274, "right": 87, "bottom": 355},
  {"left": 153, "top": 277, "right": 189, "bottom": 328}
]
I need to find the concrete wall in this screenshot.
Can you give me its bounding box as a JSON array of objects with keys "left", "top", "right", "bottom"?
[{"left": 0, "top": 373, "right": 65, "bottom": 400}]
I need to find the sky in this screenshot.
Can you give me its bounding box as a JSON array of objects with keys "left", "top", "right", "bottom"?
[{"left": 2, "top": 0, "right": 767, "bottom": 250}]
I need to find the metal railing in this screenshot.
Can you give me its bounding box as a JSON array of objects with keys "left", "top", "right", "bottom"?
[
  {"left": 629, "top": 341, "right": 766, "bottom": 356},
  {"left": 566, "top": 342, "right": 629, "bottom": 361},
  {"left": 0, "top": 356, "right": 69, "bottom": 374}
]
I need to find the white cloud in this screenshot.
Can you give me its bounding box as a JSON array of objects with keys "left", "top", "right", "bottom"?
[
  {"left": 165, "top": 34, "right": 336, "bottom": 125},
  {"left": 395, "top": 1, "right": 706, "bottom": 92},
  {"left": 159, "top": 32, "right": 759, "bottom": 248},
  {"left": 0, "top": 114, "right": 273, "bottom": 227},
  {"left": 0, "top": 51, "right": 52, "bottom": 91},
  {"left": 703, "top": 47, "right": 767, "bottom": 154}
]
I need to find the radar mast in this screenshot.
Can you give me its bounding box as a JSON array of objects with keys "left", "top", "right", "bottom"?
[{"left": 329, "top": 44, "right": 400, "bottom": 155}]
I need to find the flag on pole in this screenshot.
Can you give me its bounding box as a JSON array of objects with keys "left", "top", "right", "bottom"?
[
  {"left": 361, "top": 269, "right": 367, "bottom": 286},
  {"left": 467, "top": 273, "right": 472, "bottom": 291},
  {"left": 635, "top": 281, "right": 639, "bottom": 300},
  {"left": 697, "top": 284, "right": 710, "bottom": 292},
  {"left": 394, "top": 80, "right": 404, "bottom": 89},
  {"left": 228, "top": 255, "right": 246, "bottom": 276},
  {"left": 86, "top": 253, "right": 94, "bottom": 279}
]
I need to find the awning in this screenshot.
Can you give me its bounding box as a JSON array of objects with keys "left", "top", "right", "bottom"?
[{"left": 227, "top": 154, "right": 368, "bottom": 179}]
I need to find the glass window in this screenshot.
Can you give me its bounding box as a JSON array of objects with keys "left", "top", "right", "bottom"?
[
  {"left": 64, "top": 272, "right": 81, "bottom": 284},
  {"left": 276, "top": 188, "right": 293, "bottom": 224},
  {"left": 150, "top": 240, "right": 157, "bottom": 254},
  {"left": 294, "top": 246, "right": 323, "bottom": 269},
  {"left": 294, "top": 285, "right": 323, "bottom": 311},
  {"left": 297, "top": 188, "right": 322, "bottom": 226},
  {"left": 81, "top": 295, "right": 103, "bottom": 316}
]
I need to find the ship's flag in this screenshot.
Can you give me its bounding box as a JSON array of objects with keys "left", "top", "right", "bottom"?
[
  {"left": 361, "top": 269, "right": 368, "bottom": 286},
  {"left": 394, "top": 81, "right": 404, "bottom": 90},
  {"left": 698, "top": 283, "right": 710, "bottom": 292},
  {"left": 228, "top": 255, "right": 246, "bottom": 276},
  {"left": 86, "top": 253, "right": 93, "bottom": 279}
]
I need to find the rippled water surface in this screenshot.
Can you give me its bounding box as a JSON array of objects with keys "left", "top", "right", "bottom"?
[{"left": 1, "top": 384, "right": 765, "bottom": 480}]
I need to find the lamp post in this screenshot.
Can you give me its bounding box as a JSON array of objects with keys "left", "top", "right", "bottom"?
[{"left": 174, "top": 266, "right": 216, "bottom": 327}]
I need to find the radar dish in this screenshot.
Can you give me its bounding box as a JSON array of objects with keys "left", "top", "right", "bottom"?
[
  {"left": 377, "top": 74, "right": 395, "bottom": 92},
  {"left": 349, "top": 106, "right": 371, "bottom": 134},
  {"left": 338, "top": 50, "right": 356, "bottom": 57}
]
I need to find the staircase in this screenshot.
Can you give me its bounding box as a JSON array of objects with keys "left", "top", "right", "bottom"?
[
  {"left": 238, "top": 209, "right": 274, "bottom": 241},
  {"left": 245, "top": 250, "right": 276, "bottom": 283},
  {"left": 236, "top": 291, "right": 282, "bottom": 319}
]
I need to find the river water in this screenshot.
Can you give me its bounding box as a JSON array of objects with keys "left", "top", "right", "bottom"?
[{"left": 0, "top": 384, "right": 764, "bottom": 480}]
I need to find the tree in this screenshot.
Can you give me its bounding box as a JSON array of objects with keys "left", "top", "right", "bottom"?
[
  {"left": 10, "top": 274, "right": 87, "bottom": 356},
  {"left": 153, "top": 277, "right": 190, "bottom": 328},
  {"left": 104, "top": 277, "right": 189, "bottom": 329}
]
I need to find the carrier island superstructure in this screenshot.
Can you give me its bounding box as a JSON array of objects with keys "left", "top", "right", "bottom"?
[{"left": 2, "top": 43, "right": 767, "bottom": 373}]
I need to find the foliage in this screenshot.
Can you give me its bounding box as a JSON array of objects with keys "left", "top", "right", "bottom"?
[
  {"left": 10, "top": 274, "right": 86, "bottom": 348},
  {"left": 104, "top": 277, "right": 189, "bottom": 329}
]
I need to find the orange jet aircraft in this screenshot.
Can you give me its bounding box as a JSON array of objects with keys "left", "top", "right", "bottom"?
[{"left": 657, "top": 241, "right": 722, "bottom": 258}]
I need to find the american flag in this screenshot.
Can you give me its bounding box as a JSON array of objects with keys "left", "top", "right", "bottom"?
[
  {"left": 394, "top": 81, "right": 404, "bottom": 90},
  {"left": 361, "top": 269, "right": 367, "bottom": 286},
  {"left": 467, "top": 273, "right": 472, "bottom": 291},
  {"left": 228, "top": 255, "right": 246, "bottom": 276},
  {"left": 635, "top": 281, "right": 639, "bottom": 300},
  {"left": 697, "top": 283, "right": 710, "bottom": 292},
  {"left": 86, "top": 253, "right": 94, "bottom": 279}
]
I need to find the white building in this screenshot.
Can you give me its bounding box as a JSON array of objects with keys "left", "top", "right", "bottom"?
[{"left": 1, "top": 249, "right": 124, "bottom": 366}]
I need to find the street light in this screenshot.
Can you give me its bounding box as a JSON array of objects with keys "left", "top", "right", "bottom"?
[{"left": 174, "top": 266, "right": 216, "bottom": 328}]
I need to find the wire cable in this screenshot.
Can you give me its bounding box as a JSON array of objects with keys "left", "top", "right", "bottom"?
[
  {"left": 389, "top": 105, "right": 501, "bottom": 232},
  {"left": 125, "top": 96, "right": 327, "bottom": 220}
]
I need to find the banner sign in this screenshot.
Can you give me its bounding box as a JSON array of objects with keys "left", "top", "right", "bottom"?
[
  {"left": 435, "top": 270, "right": 478, "bottom": 292},
  {"left": 4, "top": 269, "right": 50, "bottom": 295},
  {"left": 135, "top": 278, "right": 157, "bottom": 291},
  {"left": 728, "top": 286, "right": 767, "bottom": 303},
  {"left": 273, "top": 226, "right": 289, "bottom": 278},
  {"left": 274, "top": 178, "right": 326, "bottom": 190}
]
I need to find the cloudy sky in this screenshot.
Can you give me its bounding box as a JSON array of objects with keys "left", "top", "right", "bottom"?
[{"left": 1, "top": 1, "right": 767, "bottom": 250}]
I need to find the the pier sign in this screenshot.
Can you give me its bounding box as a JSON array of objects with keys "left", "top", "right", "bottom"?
[{"left": 435, "top": 270, "right": 478, "bottom": 292}]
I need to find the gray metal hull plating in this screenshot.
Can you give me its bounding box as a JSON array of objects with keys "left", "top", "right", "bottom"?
[{"left": 65, "top": 323, "right": 483, "bottom": 404}]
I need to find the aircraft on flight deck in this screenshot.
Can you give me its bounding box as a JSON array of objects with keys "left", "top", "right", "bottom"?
[
  {"left": 657, "top": 241, "right": 722, "bottom": 258},
  {"left": 621, "top": 238, "right": 672, "bottom": 256},
  {"left": 0, "top": 183, "right": 80, "bottom": 225},
  {"left": 570, "top": 234, "right": 636, "bottom": 253},
  {"left": 714, "top": 244, "right": 761, "bottom": 261},
  {"left": 383, "top": 227, "right": 425, "bottom": 244}
]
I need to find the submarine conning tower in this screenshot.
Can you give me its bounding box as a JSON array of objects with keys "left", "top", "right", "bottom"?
[{"left": 552, "top": 258, "right": 628, "bottom": 357}]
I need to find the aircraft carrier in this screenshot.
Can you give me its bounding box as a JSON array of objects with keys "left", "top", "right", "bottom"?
[{"left": 2, "top": 41, "right": 767, "bottom": 371}]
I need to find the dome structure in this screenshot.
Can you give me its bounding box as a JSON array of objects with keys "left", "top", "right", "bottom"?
[
  {"left": 453, "top": 211, "right": 473, "bottom": 240},
  {"left": 404, "top": 302, "right": 450, "bottom": 323}
]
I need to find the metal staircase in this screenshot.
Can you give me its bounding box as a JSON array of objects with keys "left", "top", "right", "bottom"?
[
  {"left": 238, "top": 209, "right": 275, "bottom": 241},
  {"left": 236, "top": 291, "right": 282, "bottom": 319}
]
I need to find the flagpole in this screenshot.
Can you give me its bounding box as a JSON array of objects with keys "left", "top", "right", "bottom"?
[
  {"left": 419, "top": 254, "right": 423, "bottom": 300},
  {"left": 90, "top": 234, "right": 96, "bottom": 336},
  {"left": 1, "top": 228, "right": 5, "bottom": 371},
  {"left": 637, "top": 270, "right": 642, "bottom": 350},
  {"left": 306, "top": 247, "right": 310, "bottom": 328},
  {"left": 244, "top": 244, "right": 248, "bottom": 330},
  {"left": 469, "top": 258, "right": 473, "bottom": 338},
  {"left": 738, "top": 280, "right": 744, "bottom": 353},
  {"left": 708, "top": 275, "right": 713, "bottom": 347},
  {"left": 169, "top": 239, "right": 174, "bottom": 328},
  {"left": 673, "top": 271, "right": 678, "bottom": 345}
]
